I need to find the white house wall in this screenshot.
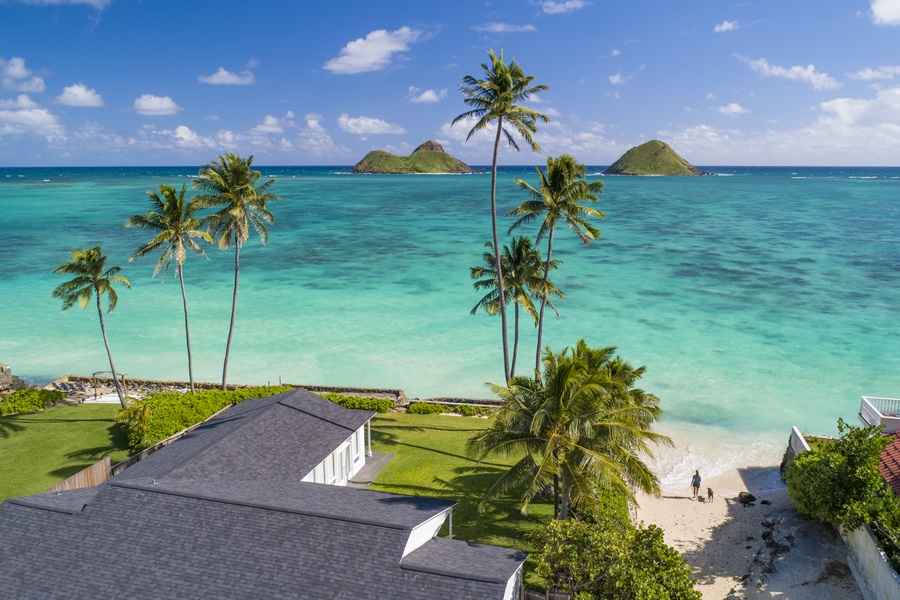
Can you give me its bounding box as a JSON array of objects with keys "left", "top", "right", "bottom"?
[
  {"left": 402, "top": 509, "right": 451, "bottom": 557},
  {"left": 301, "top": 424, "right": 369, "bottom": 486}
]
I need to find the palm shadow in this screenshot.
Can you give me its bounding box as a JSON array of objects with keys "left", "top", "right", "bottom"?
[{"left": 0, "top": 416, "right": 25, "bottom": 438}]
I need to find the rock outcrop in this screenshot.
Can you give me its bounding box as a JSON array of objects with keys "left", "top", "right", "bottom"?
[
  {"left": 604, "top": 140, "right": 703, "bottom": 176},
  {"left": 351, "top": 141, "right": 472, "bottom": 174}
]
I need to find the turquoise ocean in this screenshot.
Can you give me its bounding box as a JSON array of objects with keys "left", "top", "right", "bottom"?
[{"left": 1, "top": 165, "right": 897, "bottom": 491}]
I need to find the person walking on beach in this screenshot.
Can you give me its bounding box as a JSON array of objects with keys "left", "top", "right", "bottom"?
[{"left": 691, "top": 470, "right": 702, "bottom": 500}]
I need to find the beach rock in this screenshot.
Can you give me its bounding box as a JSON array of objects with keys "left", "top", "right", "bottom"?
[
  {"left": 738, "top": 491, "right": 757, "bottom": 505},
  {"left": 0, "top": 363, "right": 29, "bottom": 393}
]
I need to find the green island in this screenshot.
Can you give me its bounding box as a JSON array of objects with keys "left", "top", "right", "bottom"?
[
  {"left": 351, "top": 140, "right": 473, "bottom": 174},
  {"left": 603, "top": 139, "right": 704, "bottom": 176}
]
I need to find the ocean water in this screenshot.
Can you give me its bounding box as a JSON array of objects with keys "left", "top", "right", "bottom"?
[{"left": 1, "top": 165, "right": 897, "bottom": 492}]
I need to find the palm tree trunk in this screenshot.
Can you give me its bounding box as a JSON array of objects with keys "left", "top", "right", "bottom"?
[
  {"left": 511, "top": 303, "right": 520, "bottom": 379},
  {"left": 534, "top": 228, "right": 555, "bottom": 375},
  {"left": 491, "top": 118, "right": 511, "bottom": 383},
  {"left": 553, "top": 472, "right": 560, "bottom": 519},
  {"left": 95, "top": 292, "right": 127, "bottom": 409},
  {"left": 222, "top": 241, "right": 240, "bottom": 391},
  {"left": 559, "top": 476, "right": 569, "bottom": 520},
  {"left": 178, "top": 266, "right": 196, "bottom": 394}
]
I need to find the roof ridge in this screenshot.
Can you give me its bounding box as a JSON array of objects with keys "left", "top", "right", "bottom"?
[
  {"left": 111, "top": 479, "right": 412, "bottom": 530},
  {"left": 135, "top": 389, "right": 300, "bottom": 479}
]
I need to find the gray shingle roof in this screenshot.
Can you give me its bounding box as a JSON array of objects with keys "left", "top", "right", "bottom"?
[
  {"left": 0, "top": 389, "right": 526, "bottom": 599},
  {"left": 117, "top": 388, "right": 375, "bottom": 483}
]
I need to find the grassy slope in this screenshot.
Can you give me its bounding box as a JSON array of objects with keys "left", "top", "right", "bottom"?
[
  {"left": 352, "top": 149, "right": 471, "bottom": 174},
  {"left": 369, "top": 413, "right": 553, "bottom": 586},
  {"left": 605, "top": 139, "right": 700, "bottom": 175},
  {"left": 0, "top": 403, "right": 130, "bottom": 501}
]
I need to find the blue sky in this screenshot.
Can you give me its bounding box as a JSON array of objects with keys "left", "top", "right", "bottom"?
[{"left": 1, "top": 0, "right": 899, "bottom": 166}]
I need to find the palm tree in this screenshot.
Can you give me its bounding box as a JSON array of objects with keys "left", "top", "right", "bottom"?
[
  {"left": 453, "top": 49, "right": 549, "bottom": 383},
  {"left": 193, "top": 154, "right": 280, "bottom": 390},
  {"left": 52, "top": 246, "right": 131, "bottom": 408},
  {"left": 125, "top": 183, "right": 213, "bottom": 393},
  {"left": 470, "top": 236, "right": 561, "bottom": 379},
  {"left": 467, "top": 340, "right": 672, "bottom": 519},
  {"left": 508, "top": 154, "right": 604, "bottom": 374}
]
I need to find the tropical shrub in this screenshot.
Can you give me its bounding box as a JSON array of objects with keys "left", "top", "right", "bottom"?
[
  {"left": 0, "top": 389, "right": 65, "bottom": 415},
  {"left": 407, "top": 402, "right": 494, "bottom": 416},
  {"left": 407, "top": 402, "right": 450, "bottom": 415},
  {"left": 316, "top": 393, "right": 394, "bottom": 413},
  {"left": 118, "top": 386, "right": 292, "bottom": 450},
  {"left": 527, "top": 493, "right": 701, "bottom": 599},
  {"left": 785, "top": 418, "right": 892, "bottom": 530}
]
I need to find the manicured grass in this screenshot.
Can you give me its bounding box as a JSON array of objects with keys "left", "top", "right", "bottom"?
[
  {"left": 0, "top": 403, "right": 130, "bottom": 501},
  {"left": 369, "top": 413, "right": 553, "bottom": 586}
]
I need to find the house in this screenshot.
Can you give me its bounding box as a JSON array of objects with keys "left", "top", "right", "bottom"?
[{"left": 0, "top": 388, "right": 526, "bottom": 599}]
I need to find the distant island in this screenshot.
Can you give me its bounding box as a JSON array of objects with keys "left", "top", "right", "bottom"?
[
  {"left": 604, "top": 140, "right": 704, "bottom": 176},
  {"left": 351, "top": 141, "right": 473, "bottom": 174}
]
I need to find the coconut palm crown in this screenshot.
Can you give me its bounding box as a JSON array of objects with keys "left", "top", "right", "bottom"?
[
  {"left": 126, "top": 183, "right": 213, "bottom": 392},
  {"left": 508, "top": 154, "right": 604, "bottom": 374},
  {"left": 193, "top": 154, "right": 280, "bottom": 390},
  {"left": 467, "top": 339, "right": 672, "bottom": 519},
  {"left": 52, "top": 246, "right": 131, "bottom": 408},
  {"left": 453, "top": 49, "right": 549, "bottom": 384},
  {"left": 470, "top": 236, "right": 561, "bottom": 379}
]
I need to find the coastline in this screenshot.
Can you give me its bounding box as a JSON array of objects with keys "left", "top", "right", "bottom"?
[{"left": 637, "top": 430, "right": 862, "bottom": 599}]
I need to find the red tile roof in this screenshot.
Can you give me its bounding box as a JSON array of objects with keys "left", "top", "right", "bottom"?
[{"left": 879, "top": 434, "right": 900, "bottom": 496}]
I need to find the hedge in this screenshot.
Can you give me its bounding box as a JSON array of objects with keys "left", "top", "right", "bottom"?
[
  {"left": 315, "top": 392, "right": 395, "bottom": 413},
  {"left": 118, "top": 386, "right": 292, "bottom": 450},
  {"left": 407, "top": 402, "right": 493, "bottom": 417},
  {"left": 0, "top": 389, "right": 66, "bottom": 415}
]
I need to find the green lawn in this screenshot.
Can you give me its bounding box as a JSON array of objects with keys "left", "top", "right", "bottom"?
[
  {"left": 369, "top": 413, "right": 553, "bottom": 586},
  {"left": 0, "top": 403, "right": 130, "bottom": 501}
]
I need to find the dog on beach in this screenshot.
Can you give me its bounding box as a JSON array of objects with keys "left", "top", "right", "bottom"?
[{"left": 707, "top": 487, "right": 714, "bottom": 502}]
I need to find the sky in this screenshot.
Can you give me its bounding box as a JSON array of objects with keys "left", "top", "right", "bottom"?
[{"left": 1, "top": 0, "right": 899, "bottom": 166}]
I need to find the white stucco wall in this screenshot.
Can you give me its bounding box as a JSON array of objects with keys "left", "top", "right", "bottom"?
[{"left": 843, "top": 525, "right": 900, "bottom": 600}]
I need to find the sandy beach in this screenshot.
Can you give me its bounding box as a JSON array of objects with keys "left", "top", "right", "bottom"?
[{"left": 635, "top": 445, "right": 863, "bottom": 599}]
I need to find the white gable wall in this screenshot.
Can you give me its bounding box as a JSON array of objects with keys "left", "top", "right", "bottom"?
[
  {"left": 301, "top": 424, "right": 368, "bottom": 486},
  {"left": 402, "top": 509, "right": 452, "bottom": 557}
]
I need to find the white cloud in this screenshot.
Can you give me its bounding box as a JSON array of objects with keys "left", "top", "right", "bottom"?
[
  {"left": 408, "top": 86, "right": 447, "bottom": 104},
  {"left": 298, "top": 113, "right": 349, "bottom": 157},
  {"left": 716, "top": 102, "right": 748, "bottom": 116},
  {"left": 609, "top": 72, "right": 625, "bottom": 85},
  {"left": 737, "top": 55, "right": 840, "bottom": 90},
  {"left": 848, "top": 65, "right": 900, "bottom": 80},
  {"left": 658, "top": 86, "right": 900, "bottom": 165},
  {"left": 324, "top": 27, "right": 423, "bottom": 74},
  {"left": 871, "top": 0, "right": 900, "bottom": 25},
  {"left": 542, "top": 0, "right": 588, "bottom": 14},
  {"left": 337, "top": 114, "right": 405, "bottom": 135},
  {"left": 132, "top": 94, "right": 182, "bottom": 115},
  {"left": 0, "top": 57, "right": 46, "bottom": 93},
  {"left": 0, "top": 94, "right": 38, "bottom": 109},
  {"left": 251, "top": 111, "right": 295, "bottom": 134},
  {"left": 714, "top": 20, "right": 739, "bottom": 32},
  {"left": 172, "top": 125, "right": 205, "bottom": 147},
  {"left": 198, "top": 67, "right": 255, "bottom": 85},
  {"left": 56, "top": 83, "right": 104, "bottom": 107},
  {"left": 305, "top": 113, "right": 325, "bottom": 132},
  {"left": 473, "top": 23, "right": 537, "bottom": 33},
  {"left": 0, "top": 106, "right": 65, "bottom": 140}
]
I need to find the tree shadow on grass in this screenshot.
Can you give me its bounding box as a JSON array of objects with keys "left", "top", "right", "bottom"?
[
  {"left": 435, "top": 463, "right": 553, "bottom": 546},
  {"left": 0, "top": 416, "right": 25, "bottom": 438}
]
